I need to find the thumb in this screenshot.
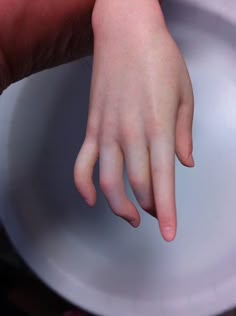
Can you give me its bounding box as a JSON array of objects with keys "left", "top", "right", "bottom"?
[{"left": 175, "top": 82, "right": 194, "bottom": 167}]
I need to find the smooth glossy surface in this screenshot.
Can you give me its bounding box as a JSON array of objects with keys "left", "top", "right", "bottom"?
[{"left": 1, "top": 1, "right": 236, "bottom": 315}]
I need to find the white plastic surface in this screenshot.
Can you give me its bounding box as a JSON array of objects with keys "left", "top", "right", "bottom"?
[{"left": 1, "top": 1, "right": 236, "bottom": 315}]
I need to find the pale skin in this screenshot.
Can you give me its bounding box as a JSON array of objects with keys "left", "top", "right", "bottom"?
[
  {"left": 0, "top": 0, "right": 194, "bottom": 243},
  {"left": 74, "top": 0, "right": 194, "bottom": 241}
]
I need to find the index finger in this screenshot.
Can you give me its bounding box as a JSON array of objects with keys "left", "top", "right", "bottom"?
[{"left": 150, "top": 134, "right": 177, "bottom": 242}]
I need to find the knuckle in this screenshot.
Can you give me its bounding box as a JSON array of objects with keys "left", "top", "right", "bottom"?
[
  {"left": 99, "top": 118, "right": 118, "bottom": 145},
  {"left": 86, "top": 122, "right": 99, "bottom": 141},
  {"left": 100, "top": 135, "right": 113, "bottom": 147},
  {"left": 99, "top": 129, "right": 115, "bottom": 147},
  {"left": 129, "top": 175, "right": 145, "bottom": 190},
  {"left": 147, "top": 120, "right": 165, "bottom": 139},
  {"left": 99, "top": 176, "right": 115, "bottom": 194},
  {"left": 120, "top": 125, "right": 138, "bottom": 144},
  {"left": 158, "top": 214, "right": 174, "bottom": 227}
]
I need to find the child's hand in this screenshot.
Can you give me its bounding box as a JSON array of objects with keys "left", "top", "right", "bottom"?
[{"left": 74, "top": 0, "right": 194, "bottom": 241}]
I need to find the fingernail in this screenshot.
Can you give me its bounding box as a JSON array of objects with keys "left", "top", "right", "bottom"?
[
  {"left": 85, "top": 198, "right": 91, "bottom": 204},
  {"left": 189, "top": 153, "right": 195, "bottom": 167},
  {"left": 129, "top": 219, "right": 139, "bottom": 228},
  {"left": 84, "top": 196, "right": 94, "bottom": 206},
  {"left": 163, "top": 226, "right": 175, "bottom": 242}
]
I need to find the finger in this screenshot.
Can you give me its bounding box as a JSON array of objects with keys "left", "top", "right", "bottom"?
[
  {"left": 150, "top": 133, "right": 176, "bottom": 241},
  {"left": 176, "top": 74, "right": 195, "bottom": 167},
  {"left": 74, "top": 138, "right": 98, "bottom": 206},
  {"left": 122, "top": 138, "right": 156, "bottom": 217},
  {"left": 99, "top": 143, "right": 140, "bottom": 227},
  {"left": 175, "top": 101, "right": 194, "bottom": 167}
]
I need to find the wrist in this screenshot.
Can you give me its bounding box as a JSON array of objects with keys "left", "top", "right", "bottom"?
[{"left": 92, "top": 0, "right": 166, "bottom": 38}]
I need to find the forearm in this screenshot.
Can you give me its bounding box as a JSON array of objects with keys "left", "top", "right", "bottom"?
[
  {"left": 0, "top": 0, "right": 164, "bottom": 93},
  {"left": 92, "top": 0, "right": 166, "bottom": 42},
  {"left": 0, "top": 0, "right": 96, "bottom": 92}
]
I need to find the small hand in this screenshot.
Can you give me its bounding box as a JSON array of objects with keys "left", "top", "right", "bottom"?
[{"left": 74, "top": 0, "right": 194, "bottom": 241}]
